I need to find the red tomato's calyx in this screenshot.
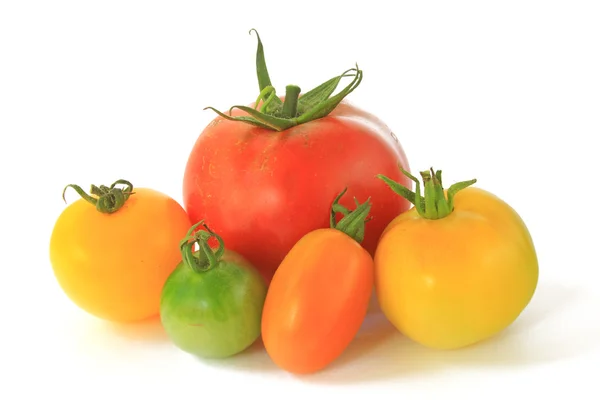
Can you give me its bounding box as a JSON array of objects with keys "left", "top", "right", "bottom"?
[
  {"left": 330, "top": 188, "right": 372, "bottom": 243},
  {"left": 180, "top": 221, "right": 225, "bottom": 273},
  {"left": 203, "top": 29, "right": 363, "bottom": 132},
  {"left": 62, "top": 179, "right": 134, "bottom": 214},
  {"left": 377, "top": 166, "right": 476, "bottom": 220}
]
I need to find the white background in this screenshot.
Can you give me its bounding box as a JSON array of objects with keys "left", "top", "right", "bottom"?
[{"left": 2, "top": 0, "right": 599, "bottom": 399}]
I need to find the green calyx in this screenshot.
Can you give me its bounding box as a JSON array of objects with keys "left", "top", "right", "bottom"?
[
  {"left": 180, "top": 221, "right": 225, "bottom": 273},
  {"left": 377, "top": 166, "right": 477, "bottom": 220},
  {"left": 204, "top": 29, "right": 363, "bottom": 132},
  {"left": 62, "top": 179, "right": 134, "bottom": 214},
  {"left": 330, "top": 188, "right": 372, "bottom": 243}
]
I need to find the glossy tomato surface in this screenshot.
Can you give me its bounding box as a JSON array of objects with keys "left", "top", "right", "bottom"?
[
  {"left": 160, "top": 249, "right": 267, "bottom": 359},
  {"left": 374, "top": 187, "right": 539, "bottom": 350},
  {"left": 183, "top": 101, "right": 411, "bottom": 282},
  {"left": 49, "top": 188, "right": 192, "bottom": 322},
  {"left": 261, "top": 228, "right": 374, "bottom": 374}
]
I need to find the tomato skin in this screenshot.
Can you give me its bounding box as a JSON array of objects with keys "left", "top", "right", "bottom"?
[
  {"left": 160, "top": 250, "right": 267, "bottom": 359},
  {"left": 374, "top": 187, "right": 539, "bottom": 350},
  {"left": 182, "top": 101, "right": 411, "bottom": 283},
  {"left": 49, "top": 188, "right": 192, "bottom": 323},
  {"left": 261, "top": 228, "right": 374, "bottom": 374}
]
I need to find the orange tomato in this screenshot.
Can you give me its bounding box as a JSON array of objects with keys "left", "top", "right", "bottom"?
[
  {"left": 49, "top": 180, "right": 191, "bottom": 323},
  {"left": 261, "top": 189, "right": 374, "bottom": 374},
  {"left": 375, "top": 167, "right": 538, "bottom": 350}
]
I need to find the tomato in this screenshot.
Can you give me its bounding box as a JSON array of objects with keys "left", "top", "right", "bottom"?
[
  {"left": 160, "top": 221, "right": 267, "bottom": 359},
  {"left": 182, "top": 30, "right": 411, "bottom": 283},
  {"left": 374, "top": 167, "right": 539, "bottom": 350},
  {"left": 261, "top": 189, "right": 374, "bottom": 374},
  {"left": 49, "top": 180, "right": 192, "bottom": 323}
]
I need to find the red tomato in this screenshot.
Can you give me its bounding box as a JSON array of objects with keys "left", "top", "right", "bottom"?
[
  {"left": 182, "top": 31, "right": 411, "bottom": 283},
  {"left": 261, "top": 190, "right": 374, "bottom": 374},
  {"left": 183, "top": 101, "right": 410, "bottom": 282}
]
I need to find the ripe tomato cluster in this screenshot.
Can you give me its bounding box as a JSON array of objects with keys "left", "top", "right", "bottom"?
[{"left": 49, "top": 30, "right": 538, "bottom": 375}]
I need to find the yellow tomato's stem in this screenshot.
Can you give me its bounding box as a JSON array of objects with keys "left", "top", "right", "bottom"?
[
  {"left": 179, "top": 221, "right": 225, "bottom": 273},
  {"left": 329, "top": 188, "right": 372, "bottom": 243},
  {"left": 431, "top": 169, "right": 451, "bottom": 216},
  {"left": 377, "top": 166, "right": 477, "bottom": 220},
  {"left": 62, "top": 179, "right": 134, "bottom": 214},
  {"left": 421, "top": 171, "right": 438, "bottom": 218},
  {"left": 446, "top": 176, "right": 478, "bottom": 211}
]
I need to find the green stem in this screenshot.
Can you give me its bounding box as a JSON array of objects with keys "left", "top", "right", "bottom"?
[
  {"left": 377, "top": 166, "right": 477, "bottom": 220},
  {"left": 62, "top": 179, "right": 134, "bottom": 214},
  {"left": 421, "top": 171, "right": 437, "bottom": 219},
  {"left": 431, "top": 168, "right": 451, "bottom": 216},
  {"left": 204, "top": 29, "right": 363, "bottom": 131},
  {"left": 329, "top": 188, "right": 372, "bottom": 243},
  {"left": 282, "top": 85, "right": 301, "bottom": 118},
  {"left": 250, "top": 28, "right": 279, "bottom": 103},
  {"left": 179, "top": 221, "right": 226, "bottom": 273},
  {"left": 254, "top": 86, "right": 277, "bottom": 112}
]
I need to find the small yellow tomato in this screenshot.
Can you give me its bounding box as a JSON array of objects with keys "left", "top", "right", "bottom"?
[
  {"left": 49, "top": 180, "right": 192, "bottom": 323},
  {"left": 374, "top": 167, "right": 538, "bottom": 350}
]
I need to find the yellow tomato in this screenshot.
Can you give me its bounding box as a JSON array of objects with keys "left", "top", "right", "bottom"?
[
  {"left": 375, "top": 168, "right": 538, "bottom": 350},
  {"left": 49, "top": 180, "right": 191, "bottom": 323}
]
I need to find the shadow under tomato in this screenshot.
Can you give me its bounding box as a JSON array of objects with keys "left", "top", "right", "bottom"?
[
  {"left": 297, "top": 280, "right": 599, "bottom": 385},
  {"left": 199, "top": 336, "right": 280, "bottom": 372},
  {"left": 100, "top": 280, "right": 598, "bottom": 383},
  {"left": 204, "top": 288, "right": 391, "bottom": 374},
  {"left": 104, "top": 315, "right": 169, "bottom": 343}
]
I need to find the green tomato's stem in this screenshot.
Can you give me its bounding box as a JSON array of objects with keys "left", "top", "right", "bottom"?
[
  {"left": 62, "top": 179, "right": 134, "bottom": 214},
  {"left": 329, "top": 188, "right": 372, "bottom": 243},
  {"left": 377, "top": 166, "right": 477, "bottom": 220},
  {"left": 179, "top": 221, "right": 226, "bottom": 273}
]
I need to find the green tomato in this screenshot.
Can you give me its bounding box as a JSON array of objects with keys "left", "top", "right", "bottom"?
[{"left": 160, "top": 222, "right": 267, "bottom": 359}]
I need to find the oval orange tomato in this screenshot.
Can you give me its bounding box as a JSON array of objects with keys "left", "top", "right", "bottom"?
[
  {"left": 375, "top": 167, "right": 539, "bottom": 350},
  {"left": 49, "top": 179, "right": 191, "bottom": 323},
  {"left": 261, "top": 189, "right": 374, "bottom": 374}
]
